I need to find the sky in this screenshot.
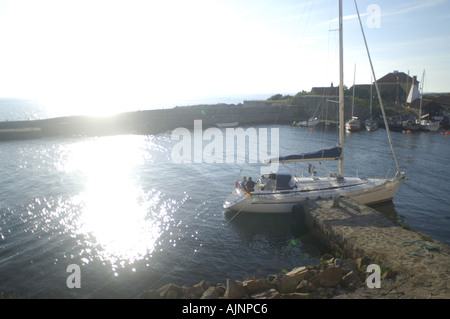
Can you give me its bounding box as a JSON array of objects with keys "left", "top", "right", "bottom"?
[{"left": 0, "top": 0, "right": 449, "bottom": 112}]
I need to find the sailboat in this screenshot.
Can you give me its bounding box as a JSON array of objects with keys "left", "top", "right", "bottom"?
[
  {"left": 413, "top": 70, "right": 440, "bottom": 132},
  {"left": 365, "top": 78, "right": 378, "bottom": 131},
  {"left": 345, "top": 64, "right": 361, "bottom": 132},
  {"left": 223, "top": 0, "right": 405, "bottom": 214},
  {"left": 293, "top": 117, "right": 319, "bottom": 127},
  {"left": 420, "top": 116, "right": 440, "bottom": 132}
]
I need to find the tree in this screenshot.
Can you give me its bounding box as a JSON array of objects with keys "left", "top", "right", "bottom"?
[{"left": 268, "top": 94, "right": 284, "bottom": 101}]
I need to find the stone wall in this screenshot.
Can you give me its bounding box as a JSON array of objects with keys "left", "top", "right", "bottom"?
[{"left": 0, "top": 96, "right": 367, "bottom": 140}]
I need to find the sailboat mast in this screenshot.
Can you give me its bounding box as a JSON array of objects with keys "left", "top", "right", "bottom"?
[
  {"left": 351, "top": 64, "right": 356, "bottom": 118},
  {"left": 370, "top": 76, "right": 373, "bottom": 115},
  {"left": 419, "top": 70, "right": 425, "bottom": 119},
  {"left": 338, "top": 0, "right": 345, "bottom": 178}
]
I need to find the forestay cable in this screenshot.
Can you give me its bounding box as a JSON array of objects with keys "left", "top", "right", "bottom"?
[{"left": 353, "top": 0, "right": 401, "bottom": 175}]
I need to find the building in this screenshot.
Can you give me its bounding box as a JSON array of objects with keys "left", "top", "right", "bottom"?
[
  {"left": 376, "top": 70, "right": 418, "bottom": 103},
  {"left": 348, "top": 70, "right": 419, "bottom": 104},
  {"left": 311, "top": 82, "right": 339, "bottom": 96}
]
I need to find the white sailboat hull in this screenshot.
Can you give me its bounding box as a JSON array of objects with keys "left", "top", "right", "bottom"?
[
  {"left": 420, "top": 121, "right": 440, "bottom": 131},
  {"left": 293, "top": 118, "right": 319, "bottom": 127},
  {"left": 223, "top": 177, "right": 402, "bottom": 214}
]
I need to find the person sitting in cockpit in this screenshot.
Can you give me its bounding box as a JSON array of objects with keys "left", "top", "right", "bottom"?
[
  {"left": 265, "top": 174, "right": 276, "bottom": 191},
  {"left": 246, "top": 176, "right": 256, "bottom": 192}
]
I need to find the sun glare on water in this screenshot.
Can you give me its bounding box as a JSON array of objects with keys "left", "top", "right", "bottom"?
[{"left": 59, "top": 136, "right": 167, "bottom": 273}]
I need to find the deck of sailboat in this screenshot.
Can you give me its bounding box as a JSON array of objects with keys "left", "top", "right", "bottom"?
[
  {"left": 223, "top": 175, "right": 402, "bottom": 214},
  {"left": 250, "top": 176, "right": 394, "bottom": 199}
]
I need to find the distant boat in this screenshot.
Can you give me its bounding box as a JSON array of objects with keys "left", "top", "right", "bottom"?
[
  {"left": 365, "top": 79, "right": 378, "bottom": 131},
  {"left": 365, "top": 117, "right": 378, "bottom": 131},
  {"left": 413, "top": 70, "right": 440, "bottom": 132},
  {"left": 346, "top": 65, "right": 360, "bottom": 132},
  {"left": 216, "top": 122, "right": 239, "bottom": 128},
  {"left": 346, "top": 116, "right": 361, "bottom": 132},
  {"left": 293, "top": 117, "right": 319, "bottom": 127},
  {"left": 420, "top": 119, "right": 440, "bottom": 131},
  {"left": 402, "top": 119, "right": 420, "bottom": 131}
]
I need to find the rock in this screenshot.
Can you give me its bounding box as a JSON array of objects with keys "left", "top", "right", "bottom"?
[
  {"left": 280, "top": 292, "right": 310, "bottom": 299},
  {"left": 267, "top": 274, "right": 277, "bottom": 283},
  {"left": 381, "top": 269, "right": 397, "bottom": 280},
  {"left": 341, "top": 258, "right": 358, "bottom": 273},
  {"left": 184, "top": 280, "right": 209, "bottom": 299},
  {"left": 243, "top": 278, "right": 274, "bottom": 295},
  {"left": 303, "top": 269, "right": 318, "bottom": 281},
  {"left": 251, "top": 289, "right": 280, "bottom": 299},
  {"left": 157, "top": 283, "right": 184, "bottom": 299},
  {"left": 356, "top": 256, "right": 372, "bottom": 272},
  {"left": 297, "top": 279, "right": 315, "bottom": 293},
  {"left": 311, "top": 287, "right": 335, "bottom": 299},
  {"left": 201, "top": 285, "right": 225, "bottom": 299},
  {"left": 275, "top": 273, "right": 301, "bottom": 294},
  {"left": 224, "top": 279, "right": 246, "bottom": 299},
  {"left": 166, "top": 290, "right": 179, "bottom": 299},
  {"left": 285, "top": 266, "right": 309, "bottom": 281},
  {"left": 138, "top": 290, "right": 161, "bottom": 299},
  {"left": 321, "top": 253, "right": 334, "bottom": 263},
  {"left": 340, "top": 270, "right": 363, "bottom": 291},
  {"left": 313, "top": 267, "right": 343, "bottom": 288}
]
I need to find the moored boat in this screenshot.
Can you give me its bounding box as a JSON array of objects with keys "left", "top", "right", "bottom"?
[
  {"left": 345, "top": 116, "right": 361, "bottom": 132},
  {"left": 293, "top": 117, "right": 319, "bottom": 127},
  {"left": 223, "top": 1, "right": 405, "bottom": 214},
  {"left": 419, "top": 120, "right": 440, "bottom": 131}
]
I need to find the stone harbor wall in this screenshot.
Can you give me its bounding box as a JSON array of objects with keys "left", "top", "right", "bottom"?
[
  {"left": 0, "top": 96, "right": 355, "bottom": 140},
  {"left": 139, "top": 197, "right": 450, "bottom": 299}
]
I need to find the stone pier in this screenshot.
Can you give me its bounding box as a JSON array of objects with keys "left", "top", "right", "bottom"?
[{"left": 301, "top": 197, "right": 450, "bottom": 298}]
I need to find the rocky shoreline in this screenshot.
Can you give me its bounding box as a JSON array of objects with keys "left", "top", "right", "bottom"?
[{"left": 138, "top": 253, "right": 393, "bottom": 299}]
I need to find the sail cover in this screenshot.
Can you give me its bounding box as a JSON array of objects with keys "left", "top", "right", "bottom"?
[{"left": 265, "top": 147, "right": 342, "bottom": 163}]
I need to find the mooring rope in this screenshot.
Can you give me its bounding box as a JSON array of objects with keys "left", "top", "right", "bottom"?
[
  {"left": 401, "top": 240, "right": 443, "bottom": 258},
  {"left": 403, "top": 182, "right": 450, "bottom": 207},
  {"left": 224, "top": 197, "right": 253, "bottom": 224}
]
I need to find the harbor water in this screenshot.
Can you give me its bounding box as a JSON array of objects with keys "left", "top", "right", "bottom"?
[{"left": 0, "top": 100, "right": 449, "bottom": 298}]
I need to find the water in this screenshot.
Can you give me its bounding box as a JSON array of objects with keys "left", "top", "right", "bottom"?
[{"left": 1, "top": 101, "right": 449, "bottom": 298}]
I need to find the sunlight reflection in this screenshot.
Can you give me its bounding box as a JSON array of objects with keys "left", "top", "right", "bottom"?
[{"left": 60, "top": 136, "right": 165, "bottom": 272}]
